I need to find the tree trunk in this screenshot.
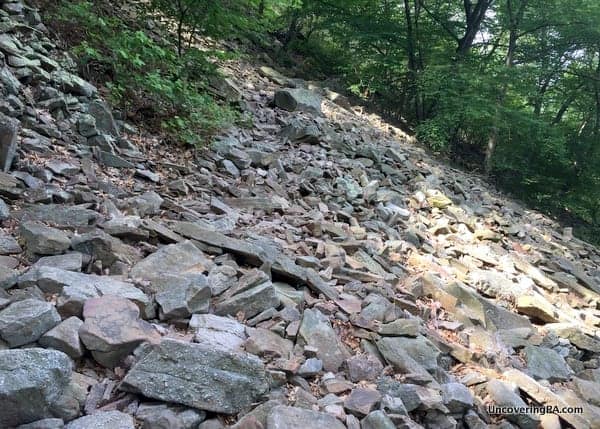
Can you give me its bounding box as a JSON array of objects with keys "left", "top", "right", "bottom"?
[{"left": 457, "top": 0, "right": 494, "bottom": 57}]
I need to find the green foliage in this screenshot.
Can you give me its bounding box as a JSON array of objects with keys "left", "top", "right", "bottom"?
[
  {"left": 269, "top": 0, "right": 600, "bottom": 244},
  {"left": 51, "top": 0, "right": 237, "bottom": 146}
]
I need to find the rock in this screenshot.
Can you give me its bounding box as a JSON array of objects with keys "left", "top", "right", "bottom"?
[
  {"left": 39, "top": 316, "right": 84, "bottom": 359},
  {"left": 20, "top": 222, "right": 70, "bottom": 255},
  {"left": 378, "top": 318, "right": 420, "bottom": 337},
  {"left": 64, "top": 411, "right": 134, "bottom": 429},
  {"left": 516, "top": 294, "right": 559, "bottom": 323},
  {"left": 215, "top": 281, "right": 280, "bottom": 319},
  {"left": 0, "top": 298, "right": 61, "bottom": 347},
  {"left": 376, "top": 336, "right": 440, "bottom": 381},
  {"left": 0, "top": 231, "right": 22, "bottom": 254},
  {"left": 120, "top": 339, "right": 270, "bottom": 414},
  {"left": 136, "top": 403, "right": 206, "bottom": 429},
  {"left": 130, "top": 240, "right": 213, "bottom": 284},
  {"left": 545, "top": 324, "right": 600, "bottom": 353},
  {"left": 361, "top": 410, "right": 396, "bottom": 429},
  {"left": 486, "top": 379, "right": 540, "bottom": 429},
  {"left": 70, "top": 230, "right": 140, "bottom": 268},
  {"left": 297, "top": 358, "right": 323, "bottom": 377},
  {"left": 46, "top": 160, "right": 79, "bottom": 177},
  {"left": 190, "top": 313, "right": 247, "bottom": 351},
  {"left": 30, "top": 267, "right": 152, "bottom": 317},
  {"left": 503, "top": 369, "right": 592, "bottom": 429},
  {"left": 17, "top": 418, "right": 65, "bottom": 429},
  {"left": 15, "top": 204, "right": 98, "bottom": 228},
  {"left": 523, "top": 345, "right": 571, "bottom": 382},
  {"left": 0, "top": 198, "right": 10, "bottom": 220},
  {"left": 440, "top": 382, "right": 473, "bottom": 412},
  {"left": 52, "top": 70, "right": 97, "bottom": 97},
  {"left": 297, "top": 309, "right": 349, "bottom": 372},
  {"left": 0, "top": 348, "right": 72, "bottom": 427},
  {"left": 347, "top": 353, "right": 384, "bottom": 382},
  {"left": 0, "top": 264, "right": 17, "bottom": 289},
  {"left": 344, "top": 388, "right": 382, "bottom": 416},
  {"left": 573, "top": 377, "right": 600, "bottom": 407},
  {"left": 266, "top": 405, "right": 346, "bottom": 429},
  {"left": 155, "top": 273, "right": 211, "bottom": 319},
  {"left": 0, "top": 112, "right": 18, "bottom": 172},
  {"left": 88, "top": 100, "right": 119, "bottom": 136},
  {"left": 78, "top": 296, "right": 160, "bottom": 368},
  {"left": 274, "top": 88, "right": 322, "bottom": 114},
  {"left": 125, "top": 191, "right": 163, "bottom": 217},
  {"left": 244, "top": 328, "right": 293, "bottom": 358}
]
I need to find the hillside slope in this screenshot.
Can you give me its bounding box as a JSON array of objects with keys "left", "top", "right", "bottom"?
[{"left": 0, "top": 1, "right": 599, "bottom": 428}]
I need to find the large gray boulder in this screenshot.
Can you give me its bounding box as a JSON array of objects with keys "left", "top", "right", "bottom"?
[
  {"left": 20, "top": 222, "right": 70, "bottom": 255},
  {"left": 0, "top": 348, "right": 72, "bottom": 427},
  {"left": 0, "top": 298, "right": 61, "bottom": 347},
  {"left": 129, "top": 240, "right": 213, "bottom": 285},
  {"left": 523, "top": 345, "right": 572, "bottom": 382},
  {"left": 274, "top": 88, "right": 322, "bottom": 114},
  {"left": 120, "top": 339, "right": 270, "bottom": 414}
]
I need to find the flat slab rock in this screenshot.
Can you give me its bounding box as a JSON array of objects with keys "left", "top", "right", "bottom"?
[
  {"left": 65, "top": 410, "right": 134, "bottom": 429},
  {"left": 266, "top": 405, "right": 346, "bottom": 429},
  {"left": 0, "top": 348, "right": 72, "bottom": 427},
  {"left": 120, "top": 339, "right": 270, "bottom": 414},
  {"left": 129, "top": 240, "right": 213, "bottom": 284}
]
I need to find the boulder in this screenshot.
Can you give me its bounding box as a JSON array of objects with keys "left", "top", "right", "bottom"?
[
  {"left": 130, "top": 240, "right": 213, "bottom": 284},
  {"left": 120, "top": 339, "right": 270, "bottom": 414},
  {"left": 274, "top": 88, "right": 322, "bottom": 114},
  {"left": 78, "top": 296, "right": 160, "bottom": 368},
  {"left": 0, "top": 348, "right": 72, "bottom": 427},
  {"left": 20, "top": 222, "right": 70, "bottom": 255},
  {"left": 0, "top": 298, "right": 61, "bottom": 347},
  {"left": 523, "top": 345, "right": 572, "bottom": 382}
]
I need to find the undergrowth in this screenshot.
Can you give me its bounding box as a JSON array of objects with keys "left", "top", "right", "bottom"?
[{"left": 47, "top": 0, "right": 238, "bottom": 146}]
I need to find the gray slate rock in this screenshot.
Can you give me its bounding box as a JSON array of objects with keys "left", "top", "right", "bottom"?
[
  {"left": 156, "top": 273, "right": 211, "bottom": 319},
  {"left": 486, "top": 379, "right": 540, "bottom": 429},
  {"left": 0, "top": 298, "right": 61, "bottom": 347},
  {"left": 15, "top": 204, "right": 98, "bottom": 228},
  {"left": 0, "top": 112, "right": 18, "bottom": 172},
  {"left": 214, "top": 281, "right": 280, "bottom": 319},
  {"left": 27, "top": 267, "right": 152, "bottom": 318},
  {"left": 298, "top": 308, "right": 349, "bottom": 372},
  {"left": 16, "top": 418, "right": 65, "bottom": 429},
  {"left": 274, "top": 88, "right": 322, "bottom": 114},
  {"left": 64, "top": 411, "right": 134, "bottom": 429},
  {"left": 523, "top": 345, "right": 572, "bottom": 382},
  {"left": 266, "top": 405, "right": 345, "bottom": 429},
  {"left": 120, "top": 339, "right": 270, "bottom": 414},
  {"left": 136, "top": 403, "right": 206, "bottom": 429},
  {"left": 130, "top": 240, "right": 213, "bottom": 285},
  {"left": 20, "top": 222, "right": 70, "bottom": 255},
  {"left": 39, "top": 316, "right": 84, "bottom": 359},
  {"left": 361, "top": 410, "right": 396, "bottom": 429},
  {"left": 0, "top": 348, "right": 72, "bottom": 427},
  {"left": 190, "top": 313, "right": 247, "bottom": 351}
]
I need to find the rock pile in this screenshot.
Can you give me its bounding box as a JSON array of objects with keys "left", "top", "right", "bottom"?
[{"left": 0, "top": 1, "right": 599, "bottom": 428}]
